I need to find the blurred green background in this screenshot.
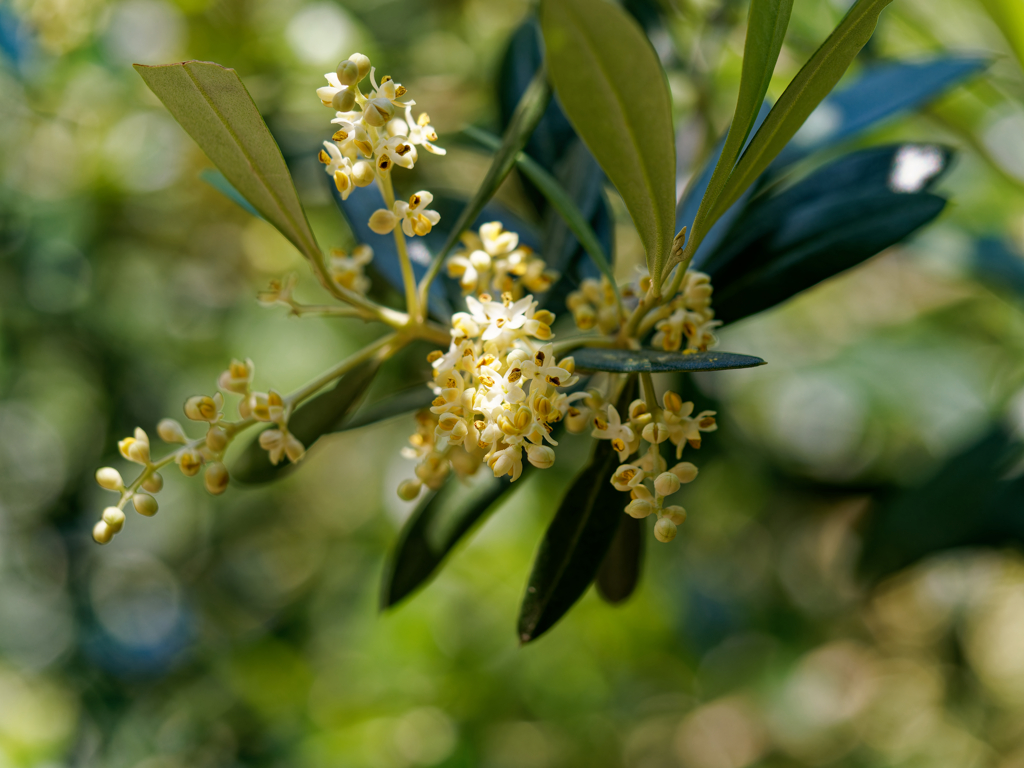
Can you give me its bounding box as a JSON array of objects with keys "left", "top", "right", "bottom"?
[{"left": 3, "top": 0, "right": 1024, "bottom": 765}]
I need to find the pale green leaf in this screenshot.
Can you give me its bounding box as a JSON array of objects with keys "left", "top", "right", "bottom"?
[
  {"left": 687, "top": 0, "right": 793, "bottom": 261},
  {"left": 540, "top": 0, "right": 676, "bottom": 288},
  {"left": 134, "top": 61, "right": 320, "bottom": 264},
  {"left": 713, "top": 0, "right": 895, "bottom": 220}
]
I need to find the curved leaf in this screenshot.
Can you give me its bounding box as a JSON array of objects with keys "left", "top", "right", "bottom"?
[
  {"left": 134, "top": 61, "right": 320, "bottom": 263},
  {"left": 713, "top": 0, "right": 895, "bottom": 221},
  {"left": 688, "top": 0, "right": 793, "bottom": 259},
  {"left": 541, "top": 0, "right": 676, "bottom": 287},
  {"left": 231, "top": 356, "right": 382, "bottom": 484},
  {"left": 342, "top": 385, "right": 435, "bottom": 432},
  {"left": 382, "top": 471, "right": 523, "bottom": 607},
  {"left": 199, "top": 169, "right": 262, "bottom": 219},
  {"left": 572, "top": 348, "right": 765, "bottom": 374},
  {"left": 596, "top": 515, "right": 645, "bottom": 604}
]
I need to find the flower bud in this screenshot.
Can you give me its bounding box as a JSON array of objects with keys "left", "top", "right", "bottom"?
[
  {"left": 133, "top": 493, "right": 159, "bottom": 517},
  {"left": 206, "top": 426, "right": 229, "bottom": 453},
  {"left": 362, "top": 99, "right": 394, "bottom": 127},
  {"left": 349, "top": 52, "right": 371, "bottom": 80},
  {"left": 142, "top": 472, "right": 164, "bottom": 493},
  {"left": 642, "top": 422, "right": 669, "bottom": 445},
  {"left": 368, "top": 209, "right": 398, "bottom": 234},
  {"left": 127, "top": 439, "right": 150, "bottom": 465},
  {"left": 158, "top": 418, "right": 188, "bottom": 443},
  {"left": 670, "top": 462, "right": 698, "bottom": 484},
  {"left": 92, "top": 521, "right": 114, "bottom": 544},
  {"left": 102, "top": 506, "right": 125, "bottom": 533},
  {"left": 397, "top": 478, "right": 421, "bottom": 501},
  {"left": 184, "top": 395, "right": 220, "bottom": 423},
  {"left": 336, "top": 59, "right": 360, "bottom": 85},
  {"left": 654, "top": 517, "right": 677, "bottom": 542},
  {"left": 352, "top": 160, "right": 375, "bottom": 187},
  {"left": 654, "top": 471, "right": 680, "bottom": 497},
  {"left": 96, "top": 467, "right": 124, "bottom": 491},
  {"left": 662, "top": 391, "right": 683, "bottom": 414},
  {"left": 204, "top": 462, "right": 229, "bottom": 495},
  {"left": 178, "top": 449, "right": 203, "bottom": 477},
  {"left": 625, "top": 499, "right": 654, "bottom": 519},
  {"left": 663, "top": 505, "right": 687, "bottom": 525},
  {"left": 331, "top": 87, "right": 356, "bottom": 112},
  {"left": 526, "top": 444, "right": 555, "bottom": 469}
]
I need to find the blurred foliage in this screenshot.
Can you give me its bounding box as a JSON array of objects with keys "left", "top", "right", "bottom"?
[{"left": 3, "top": 0, "right": 1024, "bottom": 766}]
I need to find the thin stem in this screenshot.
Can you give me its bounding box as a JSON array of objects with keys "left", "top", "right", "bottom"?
[
  {"left": 287, "top": 332, "right": 400, "bottom": 405},
  {"left": 288, "top": 302, "right": 376, "bottom": 319},
  {"left": 378, "top": 173, "right": 421, "bottom": 322}
]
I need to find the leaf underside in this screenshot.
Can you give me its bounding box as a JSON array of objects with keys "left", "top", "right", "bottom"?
[{"left": 571, "top": 348, "right": 766, "bottom": 374}]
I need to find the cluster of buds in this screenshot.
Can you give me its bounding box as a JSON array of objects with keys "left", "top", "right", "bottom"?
[
  {"left": 568, "top": 277, "right": 620, "bottom": 333},
  {"left": 90, "top": 358, "right": 302, "bottom": 543},
  {"left": 316, "top": 52, "right": 445, "bottom": 236},
  {"left": 592, "top": 389, "right": 717, "bottom": 542},
  {"left": 446, "top": 222, "right": 558, "bottom": 298},
  {"left": 329, "top": 245, "right": 373, "bottom": 295},
  {"left": 651, "top": 270, "right": 721, "bottom": 352}
]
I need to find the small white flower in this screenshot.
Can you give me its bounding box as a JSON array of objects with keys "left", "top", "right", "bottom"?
[
  {"left": 319, "top": 140, "right": 357, "bottom": 199},
  {"left": 259, "top": 427, "right": 305, "bottom": 465},
  {"left": 393, "top": 191, "right": 440, "bottom": 237},
  {"left": 406, "top": 109, "right": 446, "bottom": 155},
  {"left": 592, "top": 405, "right": 636, "bottom": 462},
  {"left": 374, "top": 135, "right": 416, "bottom": 175}
]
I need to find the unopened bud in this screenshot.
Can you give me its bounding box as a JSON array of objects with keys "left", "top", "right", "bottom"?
[
  {"left": 102, "top": 506, "right": 125, "bottom": 533},
  {"left": 158, "top": 418, "right": 188, "bottom": 443},
  {"left": 654, "top": 517, "right": 677, "bottom": 542},
  {"left": 642, "top": 422, "right": 669, "bottom": 444},
  {"left": 331, "top": 87, "right": 356, "bottom": 112},
  {"left": 397, "top": 478, "right": 422, "bottom": 501},
  {"left": 368, "top": 209, "right": 398, "bottom": 235},
  {"left": 133, "top": 493, "right": 159, "bottom": 517},
  {"left": 526, "top": 444, "right": 555, "bottom": 469},
  {"left": 352, "top": 160, "right": 375, "bottom": 187},
  {"left": 662, "top": 391, "right": 683, "bottom": 413},
  {"left": 654, "top": 471, "right": 680, "bottom": 497},
  {"left": 95, "top": 467, "right": 124, "bottom": 491},
  {"left": 184, "top": 395, "right": 219, "bottom": 422},
  {"left": 206, "top": 426, "right": 228, "bottom": 453},
  {"left": 142, "top": 472, "right": 164, "bottom": 493},
  {"left": 178, "top": 449, "right": 203, "bottom": 477},
  {"left": 92, "top": 521, "right": 113, "bottom": 544},
  {"left": 336, "top": 59, "right": 359, "bottom": 85},
  {"left": 670, "top": 462, "right": 698, "bottom": 484},
  {"left": 663, "top": 505, "right": 687, "bottom": 525},
  {"left": 204, "top": 462, "right": 229, "bottom": 495},
  {"left": 625, "top": 499, "right": 654, "bottom": 519},
  {"left": 349, "top": 52, "right": 371, "bottom": 80},
  {"left": 127, "top": 440, "right": 150, "bottom": 465}
]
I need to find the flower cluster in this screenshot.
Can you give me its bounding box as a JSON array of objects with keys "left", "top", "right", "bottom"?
[
  {"left": 567, "top": 277, "right": 621, "bottom": 333},
  {"left": 593, "top": 389, "right": 717, "bottom": 542},
  {"left": 650, "top": 270, "right": 721, "bottom": 352},
  {"left": 90, "top": 359, "right": 303, "bottom": 543},
  {"left": 315, "top": 52, "right": 444, "bottom": 236},
  {"left": 399, "top": 289, "right": 585, "bottom": 499},
  {"left": 446, "top": 222, "right": 558, "bottom": 298}
]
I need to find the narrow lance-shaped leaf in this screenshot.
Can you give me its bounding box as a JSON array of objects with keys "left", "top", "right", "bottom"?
[
  {"left": 518, "top": 379, "right": 636, "bottom": 643},
  {"left": 685, "top": 0, "right": 793, "bottom": 263},
  {"left": 541, "top": 0, "right": 676, "bottom": 288},
  {"left": 711, "top": 0, "right": 895, "bottom": 222},
  {"left": 199, "top": 169, "right": 262, "bottom": 220},
  {"left": 135, "top": 61, "right": 321, "bottom": 264},
  {"left": 596, "top": 514, "right": 645, "bottom": 604},
  {"left": 417, "top": 68, "right": 551, "bottom": 303},
  {"left": 382, "top": 471, "right": 524, "bottom": 607},
  {"left": 231, "top": 357, "right": 382, "bottom": 484},
  {"left": 571, "top": 348, "right": 765, "bottom": 374}
]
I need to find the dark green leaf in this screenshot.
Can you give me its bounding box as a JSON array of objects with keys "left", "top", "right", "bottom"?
[
  {"left": 571, "top": 348, "right": 765, "bottom": 374},
  {"left": 134, "top": 61, "right": 320, "bottom": 264},
  {"left": 341, "top": 385, "right": 435, "bottom": 432},
  {"left": 859, "top": 429, "right": 1024, "bottom": 582},
  {"left": 382, "top": 471, "right": 523, "bottom": 607},
  {"left": 541, "top": 0, "right": 676, "bottom": 287},
  {"left": 231, "top": 357, "right": 382, "bottom": 484},
  {"left": 518, "top": 379, "right": 636, "bottom": 643},
  {"left": 713, "top": 0, "right": 895, "bottom": 222},
  {"left": 687, "top": 0, "right": 793, "bottom": 260},
  {"left": 596, "top": 515, "right": 645, "bottom": 604}
]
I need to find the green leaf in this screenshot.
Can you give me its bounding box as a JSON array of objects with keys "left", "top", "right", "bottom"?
[
  {"left": 712, "top": 0, "right": 895, "bottom": 221},
  {"left": 541, "top": 0, "right": 676, "bottom": 288},
  {"left": 688, "top": 0, "right": 793, "bottom": 260},
  {"left": 199, "top": 168, "right": 262, "bottom": 219},
  {"left": 231, "top": 357, "right": 382, "bottom": 484},
  {"left": 571, "top": 348, "right": 765, "bottom": 374},
  {"left": 134, "top": 61, "right": 320, "bottom": 264},
  {"left": 978, "top": 0, "right": 1024, "bottom": 74},
  {"left": 342, "top": 385, "right": 434, "bottom": 432},
  {"left": 518, "top": 379, "right": 636, "bottom": 643},
  {"left": 461, "top": 126, "right": 618, "bottom": 299},
  {"left": 418, "top": 68, "right": 551, "bottom": 300},
  {"left": 382, "top": 472, "right": 522, "bottom": 608},
  {"left": 596, "top": 515, "right": 645, "bottom": 604}
]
